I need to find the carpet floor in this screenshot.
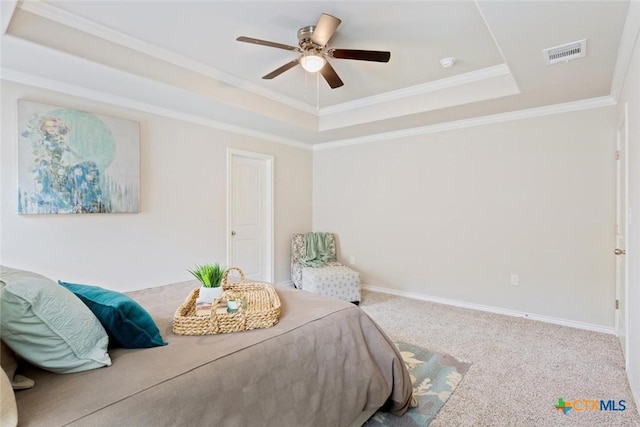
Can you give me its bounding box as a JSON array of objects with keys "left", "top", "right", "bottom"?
[{"left": 359, "top": 290, "right": 640, "bottom": 427}]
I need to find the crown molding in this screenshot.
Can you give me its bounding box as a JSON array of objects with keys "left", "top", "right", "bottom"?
[
  {"left": 318, "top": 64, "right": 511, "bottom": 116},
  {"left": 17, "top": 0, "right": 318, "bottom": 116},
  {"left": 0, "top": 67, "right": 312, "bottom": 151},
  {"left": 1, "top": 62, "right": 615, "bottom": 153},
  {"left": 610, "top": 0, "right": 640, "bottom": 101},
  {"left": 314, "top": 95, "right": 616, "bottom": 151}
]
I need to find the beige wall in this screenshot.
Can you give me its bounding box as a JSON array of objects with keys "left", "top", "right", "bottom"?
[
  {"left": 0, "top": 81, "right": 312, "bottom": 291},
  {"left": 1, "top": 41, "right": 635, "bottom": 405},
  {"left": 314, "top": 107, "right": 616, "bottom": 327},
  {"left": 618, "top": 8, "right": 640, "bottom": 408}
]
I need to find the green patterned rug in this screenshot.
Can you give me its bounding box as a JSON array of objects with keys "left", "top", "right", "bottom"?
[{"left": 364, "top": 341, "right": 472, "bottom": 426}]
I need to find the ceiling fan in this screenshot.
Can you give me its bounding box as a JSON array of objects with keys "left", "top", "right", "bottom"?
[{"left": 236, "top": 13, "right": 391, "bottom": 89}]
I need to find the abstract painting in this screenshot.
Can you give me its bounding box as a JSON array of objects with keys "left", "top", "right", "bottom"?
[{"left": 17, "top": 100, "right": 140, "bottom": 214}]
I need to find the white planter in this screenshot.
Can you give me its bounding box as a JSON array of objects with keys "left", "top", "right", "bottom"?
[{"left": 197, "top": 286, "right": 222, "bottom": 303}]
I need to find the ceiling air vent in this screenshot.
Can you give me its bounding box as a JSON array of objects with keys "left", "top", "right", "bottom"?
[{"left": 543, "top": 39, "right": 587, "bottom": 65}]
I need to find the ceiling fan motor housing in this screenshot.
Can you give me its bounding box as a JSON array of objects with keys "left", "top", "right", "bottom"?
[{"left": 297, "top": 25, "right": 322, "bottom": 51}]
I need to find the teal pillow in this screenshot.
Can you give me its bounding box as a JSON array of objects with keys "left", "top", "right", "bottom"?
[
  {"left": 0, "top": 266, "right": 111, "bottom": 374},
  {"left": 58, "top": 281, "right": 167, "bottom": 349}
]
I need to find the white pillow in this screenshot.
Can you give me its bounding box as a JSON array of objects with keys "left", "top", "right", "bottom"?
[
  {"left": 0, "top": 368, "right": 18, "bottom": 427},
  {"left": 0, "top": 341, "right": 34, "bottom": 389},
  {"left": 0, "top": 266, "right": 111, "bottom": 373}
]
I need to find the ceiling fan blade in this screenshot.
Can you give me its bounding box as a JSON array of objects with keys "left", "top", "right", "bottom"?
[
  {"left": 330, "top": 49, "right": 391, "bottom": 62},
  {"left": 311, "top": 13, "right": 341, "bottom": 47},
  {"left": 319, "top": 62, "right": 344, "bottom": 89},
  {"left": 262, "top": 59, "right": 300, "bottom": 80},
  {"left": 236, "top": 36, "right": 299, "bottom": 52}
]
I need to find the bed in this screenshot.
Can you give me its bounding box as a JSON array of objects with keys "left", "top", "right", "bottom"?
[{"left": 8, "top": 280, "right": 413, "bottom": 426}]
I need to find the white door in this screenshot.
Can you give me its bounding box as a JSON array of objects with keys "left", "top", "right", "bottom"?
[
  {"left": 227, "top": 149, "right": 273, "bottom": 283},
  {"left": 615, "top": 102, "right": 629, "bottom": 367}
]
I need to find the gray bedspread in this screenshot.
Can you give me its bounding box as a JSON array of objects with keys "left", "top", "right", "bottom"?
[{"left": 15, "top": 281, "right": 413, "bottom": 426}]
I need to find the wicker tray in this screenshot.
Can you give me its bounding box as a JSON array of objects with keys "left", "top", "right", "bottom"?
[{"left": 173, "top": 267, "right": 281, "bottom": 335}]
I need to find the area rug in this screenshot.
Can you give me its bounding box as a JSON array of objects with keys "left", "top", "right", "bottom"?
[{"left": 364, "top": 341, "right": 472, "bottom": 427}]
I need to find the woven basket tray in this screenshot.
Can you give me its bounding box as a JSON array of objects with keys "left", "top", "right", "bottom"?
[{"left": 173, "top": 267, "right": 281, "bottom": 335}]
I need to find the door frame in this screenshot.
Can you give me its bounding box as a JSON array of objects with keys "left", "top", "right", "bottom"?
[
  {"left": 615, "top": 101, "right": 629, "bottom": 369},
  {"left": 226, "top": 148, "right": 274, "bottom": 283}
]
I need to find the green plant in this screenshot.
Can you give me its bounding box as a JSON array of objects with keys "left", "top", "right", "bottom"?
[{"left": 189, "top": 263, "right": 226, "bottom": 288}]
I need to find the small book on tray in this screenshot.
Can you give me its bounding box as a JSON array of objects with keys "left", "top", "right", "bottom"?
[{"left": 196, "top": 301, "right": 227, "bottom": 316}]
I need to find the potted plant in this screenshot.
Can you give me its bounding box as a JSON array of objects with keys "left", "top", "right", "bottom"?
[{"left": 189, "top": 263, "right": 226, "bottom": 303}]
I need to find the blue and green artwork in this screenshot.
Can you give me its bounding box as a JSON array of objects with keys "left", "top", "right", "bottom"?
[{"left": 17, "top": 101, "right": 140, "bottom": 214}]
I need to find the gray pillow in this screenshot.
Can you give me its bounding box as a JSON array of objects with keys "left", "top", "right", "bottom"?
[{"left": 0, "top": 267, "right": 111, "bottom": 373}]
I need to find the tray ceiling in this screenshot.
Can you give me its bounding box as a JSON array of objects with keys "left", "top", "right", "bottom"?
[{"left": 0, "top": 1, "right": 631, "bottom": 145}]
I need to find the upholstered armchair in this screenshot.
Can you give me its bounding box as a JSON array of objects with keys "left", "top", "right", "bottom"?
[{"left": 291, "top": 233, "right": 361, "bottom": 304}]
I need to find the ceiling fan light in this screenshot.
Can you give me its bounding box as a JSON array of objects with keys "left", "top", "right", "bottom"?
[{"left": 300, "top": 53, "right": 326, "bottom": 73}]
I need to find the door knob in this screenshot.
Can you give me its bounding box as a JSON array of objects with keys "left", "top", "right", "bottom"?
[
  {"left": 614, "top": 248, "right": 626, "bottom": 255},
  {"left": 231, "top": 231, "right": 236, "bottom": 236}
]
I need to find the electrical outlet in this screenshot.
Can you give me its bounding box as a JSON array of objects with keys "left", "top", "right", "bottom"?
[
  {"left": 510, "top": 274, "right": 519, "bottom": 286},
  {"left": 349, "top": 256, "right": 356, "bottom": 265}
]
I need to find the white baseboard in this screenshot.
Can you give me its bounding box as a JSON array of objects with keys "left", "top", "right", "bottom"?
[
  {"left": 276, "top": 280, "right": 294, "bottom": 288},
  {"left": 362, "top": 284, "right": 616, "bottom": 335}
]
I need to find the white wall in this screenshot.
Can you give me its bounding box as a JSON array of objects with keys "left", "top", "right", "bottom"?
[
  {"left": 0, "top": 81, "right": 313, "bottom": 291},
  {"left": 618, "top": 6, "right": 640, "bottom": 408},
  {"left": 314, "top": 107, "right": 617, "bottom": 327}
]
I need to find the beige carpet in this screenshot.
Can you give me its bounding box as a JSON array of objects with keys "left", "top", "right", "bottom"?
[{"left": 359, "top": 290, "right": 640, "bottom": 427}]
